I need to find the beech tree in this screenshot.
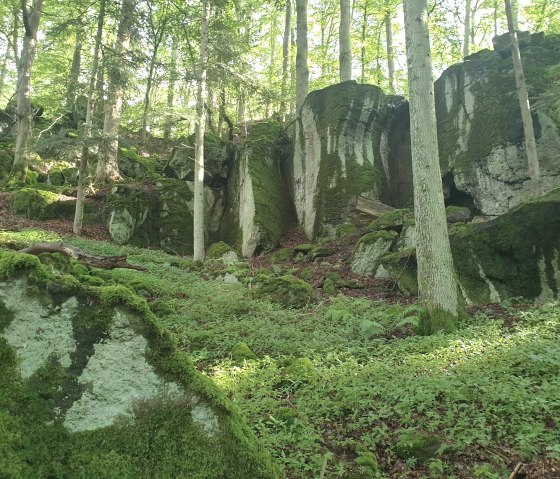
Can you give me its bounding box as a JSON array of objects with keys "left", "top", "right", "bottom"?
[
  {"left": 193, "top": 0, "right": 209, "bottom": 262},
  {"left": 12, "top": 0, "right": 43, "bottom": 176},
  {"left": 96, "top": 0, "right": 135, "bottom": 181},
  {"left": 339, "top": 0, "right": 352, "bottom": 82},
  {"left": 295, "top": 0, "right": 308, "bottom": 114},
  {"left": 505, "top": 0, "right": 540, "bottom": 188},
  {"left": 403, "top": 0, "right": 459, "bottom": 334}
]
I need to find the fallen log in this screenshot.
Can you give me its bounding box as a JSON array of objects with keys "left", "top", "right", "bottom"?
[{"left": 18, "top": 242, "right": 147, "bottom": 272}]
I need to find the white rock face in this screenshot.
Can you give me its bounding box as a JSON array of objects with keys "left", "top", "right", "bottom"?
[
  {"left": 238, "top": 150, "right": 261, "bottom": 257},
  {"left": 0, "top": 280, "right": 220, "bottom": 437},
  {"left": 351, "top": 233, "right": 396, "bottom": 276},
  {"left": 1, "top": 279, "right": 77, "bottom": 379}
]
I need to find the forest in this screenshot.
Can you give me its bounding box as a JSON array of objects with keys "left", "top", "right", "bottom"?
[{"left": 0, "top": 0, "right": 559, "bottom": 478}]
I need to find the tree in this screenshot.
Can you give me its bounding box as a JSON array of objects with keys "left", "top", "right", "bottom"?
[
  {"left": 12, "top": 0, "right": 43, "bottom": 176},
  {"left": 73, "top": 0, "right": 106, "bottom": 235},
  {"left": 193, "top": 0, "right": 209, "bottom": 262},
  {"left": 463, "top": 0, "right": 472, "bottom": 57},
  {"left": 505, "top": 0, "right": 540, "bottom": 187},
  {"left": 295, "top": 0, "right": 308, "bottom": 114},
  {"left": 385, "top": 2, "right": 395, "bottom": 93},
  {"left": 403, "top": 0, "right": 459, "bottom": 334},
  {"left": 280, "top": 0, "right": 291, "bottom": 117},
  {"left": 96, "top": 0, "right": 135, "bottom": 181},
  {"left": 339, "top": 0, "right": 352, "bottom": 82}
]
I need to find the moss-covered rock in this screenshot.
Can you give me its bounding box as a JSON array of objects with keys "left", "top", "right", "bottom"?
[
  {"left": 351, "top": 230, "right": 398, "bottom": 277},
  {"left": 231, "top": 342, "right": 257, "bottom": 363},
  {"left": 368, "top": 208, "right": 414, "bottom": 232},
  {"left": 220, "top": 121, "right": 294, "bottom": 257},
  {"left": 270, "top": 247, "right": 295, "bottom": 263},
  {"left": 253, "top": 274, "right": 312, "bottom": 308},
  {"left": 380, "top": 249, "right": 418, "bottom": 295},
  {"left": 118, "top": 147, "right": 158, "bottom": 178},
  {"left": 434, "top": 32, "right": 560, "bottom": 216},
  {"left": 207, "top": 241, "right": 234, "bottom": 259},
  {"left": 445, "top": 205, "right": 471, "bottom": 223},
  {"left": 322, "top": 277, "right": 336, "bottom": 294},
  {"left": 395, "top": 431, "right": 442, "bottom": 463},
  {"left": 10, "top": 188, "right": 61, "bottom": 220},
  {"left": 354, "top": 451, "right": 380, "bottom": 478},
  {"left": 293, "top": 81, "right": 409, "bottom": 239},
  {"left": 0, "top": 251, "right": 278, "bottom": 478}
]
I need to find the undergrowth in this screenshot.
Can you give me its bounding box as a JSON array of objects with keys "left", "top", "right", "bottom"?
[{"left": 1, "top": 229, "right": 559, "bottom": 479}]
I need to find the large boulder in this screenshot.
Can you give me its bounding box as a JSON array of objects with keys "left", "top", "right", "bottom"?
[
  {"left": 435, "top": 32, "right": 560, "bottom": 216},
  {"left": 0, "top": 251, "right": 277, "bottom": 478},
  {"left": 106, "top": 179, "right": 224, "bottom": 254},
  {"left": 292, "top": 81, "right": 410, "bottom": 239},
  {"left": 221, "top": 121, "right": 294, "bottom": 257}
]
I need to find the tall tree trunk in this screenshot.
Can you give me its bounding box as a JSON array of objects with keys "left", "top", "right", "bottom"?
[
  {"left": 403, "top": 0, "right": 459, "bottom": 334},
  {"left": 96, "top": 0, "right": 134, "bottom": 181},
  {"left": 13, "top": 0, "right": 43, "bottom": 176},
  {"left": 141, "top": 53, "right": 157, "bottom": 142},
  {"left": 295, "top": 0, "right": 309, "bottom": 114},
  {"left": 360, "top": 1, "right": 368, "bottom": 83},
  {"left": 385, "top": 9, "right": 395, "bottom": 93},
  {"left": 339, "top": 0, "right": 352, "bottom": 82},
  {"left": 73, "top": 0, "right": 106, "bottom": 235},
  {"left": 280, "top": 0, "right": 292, "bottom": 117},
  {"left": 505, "top": 0, "right": 540, "bottom": 186},
  {"left": 494, "top": 0, "right": 499, "bottom": 37},
  {"left": 66, "top": 29, "right": 83, "bottom": 111},
  {"left": 510, "top": 0, "right": 519, "bottom": 29},
  {"left": 193, "top": 0, "right": 209, "bottom": 262},
  {"left": 164, "top": 35, "right": 177, "bottom": 139},
  {"left": 12, "top": 7, "right": 20, "bottom": 68},
  {"left": 463, "top": 0, "right": 471, "bottom": 57}
]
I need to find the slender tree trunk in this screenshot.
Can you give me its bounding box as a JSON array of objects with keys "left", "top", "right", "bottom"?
[
  {"left": 385, "top": 9, "right": 395, "bottom": 93},
  {"left": 66, "top": 30, "right": 83, "bottom": 110},
  {"left": 193, "top": 0, "right": 209, "bottom": 262},
  {"left": 493, "top": 0, "right": 499, "bottom": 37},
  {"left": 74, "top": 0, "right": 106, "bottom": 235},
  {"left": 13, "top": 0, "right": 43, "bottom": 176},
  {"left": 360, "top": 2, "right": 368, "bottom": 83},
  {"left": 339, "top": 0, "right": 352, "bottom": 82},
  {"left": 463, "top": 0, "right": 471, "bottom": 57},
  {"left": 510, "top": 0, "right": 519, "bottom": 29},
  {"left": 280, "top": 0, "right": 292, "bottom": 117},
  {"left": 0, "top": 44, "right": 11, "bottom": 100},
  {"left": 141, "top": 54, "right": 157, "bottom": 142},
  {"left": 403, "top": 0, "right": 459, "bottom": 333},
  {"left": 295, "top": 0, "right": 309, "bottom": 114},
  {"left": 164, "top": 35, "right": 177, "bottom": 139},
  {"left": 505, "top": 0, "right": 540, "bottom": 186},
  {"left": 96, "top": 0, "right": 134, "bottom": 181},
  {"left": 12, "top": 7, "right": 20, "bottom": 67}
]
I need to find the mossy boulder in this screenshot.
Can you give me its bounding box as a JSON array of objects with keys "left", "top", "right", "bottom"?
[
  {"left": 380, "top": 249, "right": 418, "bottom": 295},
  {"left": 118, "top": 147, "right": 158, "bottom": 178},
  {"left": 220, "top": 121, "right": 294, "bottom": 257},
  {"left": 395, "top": 431, "right": 442, "bottom": 463},
  {"left": 445, "top": 205, "right": 471, "bottom": 223},
  {"left": 10, "top": 188, "right": 61, "bottom": 220},
  {"left": 293, "top": 81, "right": 409, "bottom": 239},
  {"left": 253, "top": 274, "right": 313, "bottom": 308},
  {"left": 207, "top": 241, "right": 234, "bottom": 259},
  {"left": 0, "top": 251, "right": 278, "bottom": 478},
  {"left": 231, "top": 342, "right": 257, "bottom": 363},
  {"left": 351, "top": 230, "right": 398, "bottom": 277},
  {"left": 368, "top": 208, "right": 414, "bottom": 232},
  {"left": 434, "top": 32, "right": 560, "bottom": 216}
]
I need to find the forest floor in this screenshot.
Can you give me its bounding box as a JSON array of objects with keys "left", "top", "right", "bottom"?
[{"left": 0, "top": 197, "right": 559, "bottom": 479}]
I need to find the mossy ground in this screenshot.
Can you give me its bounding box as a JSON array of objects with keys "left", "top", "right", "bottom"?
[{"left": 0, "top": 228, "right": 558, "bottom": 478}]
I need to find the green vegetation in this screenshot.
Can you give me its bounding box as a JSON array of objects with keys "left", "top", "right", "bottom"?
[
  {"left": 1, "top": 229, "right": 558, "bottom": 478},
  {"left": 10, "top": 188, "right": 61, "bottom": 220}
]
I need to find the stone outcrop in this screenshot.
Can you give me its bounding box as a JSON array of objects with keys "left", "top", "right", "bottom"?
[
  {"left": 435, "top": 32, "right": 560, "bottom": 216},
  {"left": 292, "top": 81, "right": 410, "bottom": 239},
  {"left": 0, "top": 252, "right": 278, "bottom": 478}
]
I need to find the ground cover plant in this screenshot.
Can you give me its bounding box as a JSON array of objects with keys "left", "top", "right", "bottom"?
[{"left": 0, "top": 228, "right": 558, "bottom": 478}]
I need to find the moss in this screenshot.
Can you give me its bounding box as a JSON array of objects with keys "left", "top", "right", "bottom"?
[
  {"left": 355, "top": 451, "right": 380, "bottom": 477},
  {"left": 10, "top": 188, "right": 61, "bottom": 220},
  {"left": 282, "top": 357, "right": 315, "bottom": 382},
  {"left": 253, "top": 274, "right": 313, "bottom": 308},
  {"left": 358, "top": 230, "right": 398, "bottom": 246},
  {"left": 380, "top": 249, "right": 418, "bottom": 295},
  {"left": 0, "top": 251, "right": 279, "bottom": 479},
  {"left": 395, "top": 431, "right": 442, "bottom": 464},
  {"left": 207, "top": 241, "right": 233, "bottom": 259},
  {"left": 299, "top": 266, "right": 315, "bottom": 281},
  {"left": 336, "top": 223, "right": 358, "bottom": 238},
  {"left": 270, "top": 248, "right": 295, "bottom": 263},
  {"left": 416, "top": 306, "right": 458, "bottom": 336},
  {"left": 368, "top": 208, "right": 414, "bottom": 232},
  {"left": 293, "top": 243, "right": 315, "bottom": 254},
  {"left": 322, "top": 277, "right": 336, "bottom": 294},
  {"left": 445, "top": 205, "right": 471, "bottom": 223},
  {"left": 231, "top": 342, "right": 257, "bottom": 363}
]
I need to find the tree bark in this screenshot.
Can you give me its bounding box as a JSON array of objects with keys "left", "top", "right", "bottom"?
[
  {"left": 403, "top": 0, "right": 459, "bottom": 332},
  {"left": 360, "top": 2, "right": 368, "bottom": 83},
  {"left": 505, "top": 0, "right": 540, "bottom": 186},
  {"left": 13, "top": 0, "right": 43, "bottom": 176},
  {"left": 193, "top": 0, "right": 209, "bottom": 262},
  {"left": 463, "top": 0, "right": 472, "bottom": 58},
  {"left": 66, "top": 29, "right": 83, "bottom": 111},
  {"left": 0, "top": 42, "right": 11, "bottom": 101},
  {"left": 96, "top": 0, "right": 135, "bottom": 182},
  {"left": 295, "top": 0, "right": 309, "bottom": 115},
  {"left": 385, "top": 8, "right": 395, "bottom": 93},
  {"left": 73, "top": 0, "right": 106, "bottom": 235},
  {"left": 280, "top": 0, "right": 292, "bottom": 118},
  {"left": 339, "top": 0, "right": 352, "bottom": 82},
  {"left": 164, "top": 35, "right": 177, "bottom": 140}
]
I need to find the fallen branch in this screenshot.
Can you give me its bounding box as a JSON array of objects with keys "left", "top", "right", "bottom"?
[
  {"left": 18, "top": 242, "right": 147, "bottom": 272},
  {"left": 508, "top": 462, "right": 524, "bottom": 479}
]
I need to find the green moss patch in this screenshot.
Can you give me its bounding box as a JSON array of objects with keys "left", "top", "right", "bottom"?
[{"left": 253, "top": 274, "right": 313, "bottom": 308}]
